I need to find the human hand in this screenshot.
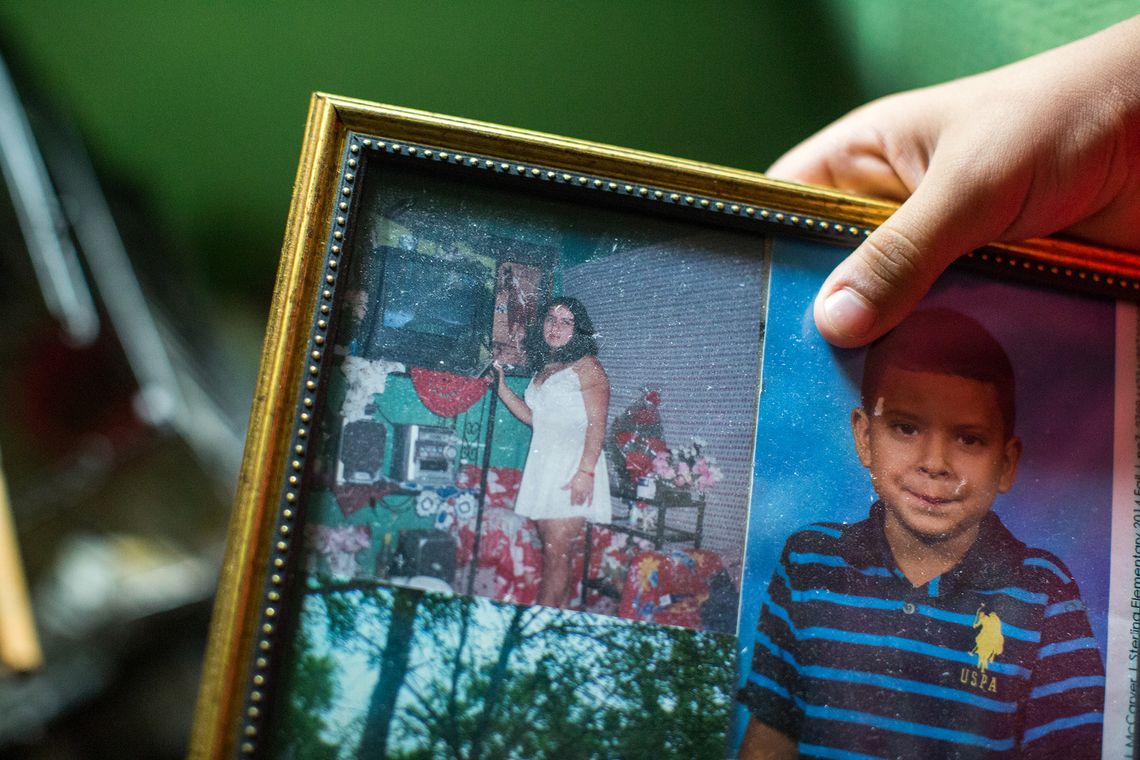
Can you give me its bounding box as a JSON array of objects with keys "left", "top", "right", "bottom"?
[
  {"left": 767, "top": 15, "right": 1140, "bottom": 347},
  {"left": 562, "top": 470, "right": 594, "bottom": 506}
]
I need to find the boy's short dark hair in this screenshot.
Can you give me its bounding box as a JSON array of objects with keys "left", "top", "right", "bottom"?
[{"left": 861, "top": 308, "right": 1016, "bottom": 437}]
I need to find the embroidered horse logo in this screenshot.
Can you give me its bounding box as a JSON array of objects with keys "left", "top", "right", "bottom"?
[{"left": 970, "top": 605, "right": 1004, "bottom": 672}]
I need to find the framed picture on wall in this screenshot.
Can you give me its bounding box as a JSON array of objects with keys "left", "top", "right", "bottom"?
[
  {"left": 492, "top": 259, "right": 546, "bottom": 367},
  {"left": 190, "top": 96, "right": 1140, "bottom": 759}
]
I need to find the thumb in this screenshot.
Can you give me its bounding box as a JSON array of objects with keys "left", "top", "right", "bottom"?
[{"left": 813, "top": 168, "right": 1002, "bottom": 347}]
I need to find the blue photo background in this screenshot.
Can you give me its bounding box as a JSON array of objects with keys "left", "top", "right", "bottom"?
[{"left": 737, "top": 237, "right": 1116, "bottom": 717}]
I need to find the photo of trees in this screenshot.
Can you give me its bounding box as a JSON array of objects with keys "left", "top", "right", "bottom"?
[{"left": 268, "top": 584, "right": 737, "bottom": 759}]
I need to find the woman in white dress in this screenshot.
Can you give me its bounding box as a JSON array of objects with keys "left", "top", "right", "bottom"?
[{"left": 493, "top": 297, "right": 611, "bottom": 608}]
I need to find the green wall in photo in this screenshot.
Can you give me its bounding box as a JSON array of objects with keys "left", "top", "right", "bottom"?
[
  {"left": 366, "top": 374, "right": 532, "bottom": 475},
  {"left": 307, "top": 370, "right": 532, "bottom": 575}
]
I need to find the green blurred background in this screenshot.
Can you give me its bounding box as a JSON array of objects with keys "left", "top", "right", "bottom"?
[
  {"left": 5, "top": 1, "right": 1133, "bottom": 308},
  {"left": 0, "top": 1, "right": 1133, "bottom": 757}
]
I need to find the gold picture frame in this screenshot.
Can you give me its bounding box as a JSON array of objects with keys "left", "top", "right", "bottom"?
[{"left": 190, "top": 94, "right": 1139, "bottom": 758}]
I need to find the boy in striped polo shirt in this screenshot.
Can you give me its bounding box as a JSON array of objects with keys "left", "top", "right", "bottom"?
[{"left": 739, "top": 309, "right": 1105, "bottom": 759}]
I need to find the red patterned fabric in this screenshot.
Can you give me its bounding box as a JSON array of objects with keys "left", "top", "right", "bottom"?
[
  {"left": 429, "top": 465, "right": 731, "bottom": 629},
  {"left": 448, "top": 512, "right": 648, "bottom": 611},
  {"left": 454, "top": 465, "right": 524, "bottom": 509},
  {"left": 617, "top": 548, "right": 726, "bottom": 627},
  {"left": 449, "top": 503, "right": 542, "bottom": 605},
  {"left": 569, "top": 527, "right": 652, "bottom": 611},
  {"left": 441, "top": 466, "right": 645, "bottom": 608},
  {"left": 409, "top": 367, "right": 490, "bottom": 417}
]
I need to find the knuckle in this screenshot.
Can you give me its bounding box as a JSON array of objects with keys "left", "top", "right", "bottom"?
[{"left": 855, "top": 226, "right": 926, "bottom": 293}]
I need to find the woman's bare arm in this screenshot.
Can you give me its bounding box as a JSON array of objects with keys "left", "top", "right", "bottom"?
[{"left": 493, "top": 363, "right": 532, "bottom": 426}]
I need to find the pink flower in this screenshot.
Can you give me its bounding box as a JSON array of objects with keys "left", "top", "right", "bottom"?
[
  {"left": 305, "top": 524, "right": 371, "bottom": 579},
  {"left": 327, "top": 551, "right": 359, "bottom": 578},
  {"left": 332, "top": 524, "right": 371, "bottom": 553},
  {"left": 693, "top": 458, "right": 722, "bottom": 492}
]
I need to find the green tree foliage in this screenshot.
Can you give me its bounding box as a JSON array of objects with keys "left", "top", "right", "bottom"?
[
  {"left": 271, "top": 584, "right": 735, "bottom": 759},
  {"left": 266, "top": 626, "right": 341, "bottom": 760}
]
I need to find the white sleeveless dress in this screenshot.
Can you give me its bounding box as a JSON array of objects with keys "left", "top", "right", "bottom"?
[{"left": 513, "top": 366, "right": 612, "bottom": 523}]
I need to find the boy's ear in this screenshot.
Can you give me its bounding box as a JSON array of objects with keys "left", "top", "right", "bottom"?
[
  {"left": 997, "top": 436, "right": 1022, "bottom": 493},
  {"left": 851, "top": 408, "right": 873, "bottom": 469}
]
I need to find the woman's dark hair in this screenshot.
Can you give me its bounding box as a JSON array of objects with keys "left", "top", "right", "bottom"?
[{"left": 526, "top": 296, "right": 599, "bottom": 370}]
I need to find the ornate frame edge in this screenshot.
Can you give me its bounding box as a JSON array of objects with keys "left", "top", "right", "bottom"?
[{"left": 189, "top": 93, "right": 1138, "bottom": 758}]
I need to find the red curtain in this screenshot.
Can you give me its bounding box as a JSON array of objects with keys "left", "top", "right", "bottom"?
[{"left": 410, "top": 368, "right": 491, "bottom": 417}]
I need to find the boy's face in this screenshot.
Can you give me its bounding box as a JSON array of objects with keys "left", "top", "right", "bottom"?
[{"left": 851, "top": 366, "right": 1021, "bottom": 546}]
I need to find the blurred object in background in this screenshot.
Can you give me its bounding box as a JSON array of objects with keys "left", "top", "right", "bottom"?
[
  {"left": 0, "top": 45, "right": 250, "bottom": 759},
  {"left": 0, "top": 450, "right": 41, "bottom": 675}
]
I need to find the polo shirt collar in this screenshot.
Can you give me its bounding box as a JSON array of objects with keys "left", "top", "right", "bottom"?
[
  {"left": 944, "top": 508, "right": 1024, "bottom": 592},
  {"left": 850, "top": 502, "right": 1025, "bottom": 594}
]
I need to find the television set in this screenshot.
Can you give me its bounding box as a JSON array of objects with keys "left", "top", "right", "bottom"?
[{"left": 360, "top": 244, "right": 494, "bottom": 373}]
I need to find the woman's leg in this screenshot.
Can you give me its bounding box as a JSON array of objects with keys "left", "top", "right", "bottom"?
[{"left": 535, "top": 517, "right": 585, "bottom": 608}]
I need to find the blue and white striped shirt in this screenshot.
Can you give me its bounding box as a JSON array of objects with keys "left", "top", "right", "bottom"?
[{"left": 739, "top": 504, "right": 1104, "bottom": 758}]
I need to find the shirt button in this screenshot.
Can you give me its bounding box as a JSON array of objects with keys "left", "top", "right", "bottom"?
[{"left": 902, "top": 602, "right": 916, "bottom": 614}]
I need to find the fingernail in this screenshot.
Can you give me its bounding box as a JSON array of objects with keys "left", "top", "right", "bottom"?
[{"left": 822, "top": 287, "right": 876, "bottom": 339}]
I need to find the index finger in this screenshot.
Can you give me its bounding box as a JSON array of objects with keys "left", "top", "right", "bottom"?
[{"left": 768, "top": 139, "right": 914, "bottom": 202}]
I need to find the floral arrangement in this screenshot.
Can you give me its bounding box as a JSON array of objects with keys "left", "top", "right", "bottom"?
[
  {"left": 609, "top": 388, "right": 667, "bottom": 487},
  {"left": 650, "top": 437, "right": 723, "bottom": 495},
  {"left": 613, "top": 430, "right": 668, "bottom": 481},
  {"left": 609, "top": 389, "right": 724, "bottom": 497}
]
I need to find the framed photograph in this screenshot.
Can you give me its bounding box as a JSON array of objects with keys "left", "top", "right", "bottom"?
[{"left": 190, "top": 95, "right": 1140, "bottom": 759}]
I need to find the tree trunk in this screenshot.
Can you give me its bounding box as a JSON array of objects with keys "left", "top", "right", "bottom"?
[
  {"left": 358, "top": 589, "right": 422, "bottom": 758},
  {"left": 468, "top": 605, "right": 527, "bottom": 760}
]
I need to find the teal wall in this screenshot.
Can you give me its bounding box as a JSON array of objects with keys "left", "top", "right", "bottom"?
[
  {"left": 307, "top": 365, "right": 533, "bottom": 573},
  {"left": 363, "top": 373, "right": 533, "bottom": 473}
]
